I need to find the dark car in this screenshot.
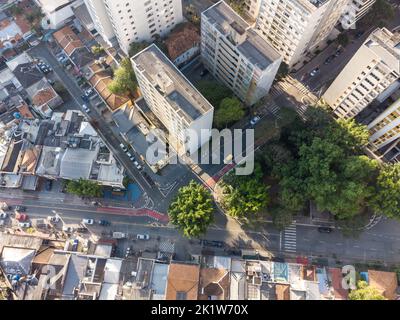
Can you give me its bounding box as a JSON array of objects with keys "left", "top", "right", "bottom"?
[
  {"left": 45, "top": 180, "right": 52, "bottom": 191},
  {"left": 355, "top": 30, "right": 365, "bottom": 39},
  {"left": 335, "top": 49, "right": 342, "bottom": 57},
  {"left": 318, "top": 227, "right": 333, "bottom": 233},
  {"left": 14, "top": 205, "right": 26, "bottom": 212},
  {"left": 142, "top": 172, "right": 155, "bottom": 187},
  {"left": 324, "top": 55, "right": 335, "bottom": 65},
  {"left": 200, "top": 69, "right": 209, "bottom": 77},
  {"left": 98, "top": 220, "right": 111, "bottom": 226},
  {"left": 81, "top": 94, "right": 89, "bottom": 102},
  {"left": 200, "top": 239, "right": 224, "bottom": 248}
]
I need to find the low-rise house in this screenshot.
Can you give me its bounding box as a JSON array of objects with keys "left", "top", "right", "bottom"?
[
  {"left": 165, "top": 22, "right": 201, "bottom": 68},
  {"left": 34, "top": 0, "right": 81, "bottom": 30},
  {"left": 165, "top": 262, "right": 200, "bottom": 300},
  {"left": 368, "top": 270, "right": 399, "bottom": 300},
  {"left": 198, "top": 267, "right": 230, "bottom": 300},
  {"left": 0, "top": 12, "right": 28, "bottom": 55},
  {"left": 27, "top": 79, "right": 63, "bottom": 118}
]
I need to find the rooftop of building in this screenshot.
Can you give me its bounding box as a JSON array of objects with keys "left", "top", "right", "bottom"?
[
  {"left": 53, "top": 25, "right": 84, "bottom": 57},
  {"left": 202, "top": 1, "right": 281, "bottom": 70},
  {"left": 132, "top": 44, "right": 213, "bottom": 123},
  {"left": 165, "top": 22, "right": 201, "bottom": 61},
  {"left": 368, "top": 270, "right": 398, "bottom": 300},
  {"left": 165, "top": 262, "right": 200, "bottom": 300}
]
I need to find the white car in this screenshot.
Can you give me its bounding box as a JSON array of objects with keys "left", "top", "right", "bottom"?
[
  {"left": 133, "top": 161, "right": 142, "bottom": 170},
  {"left": 137, "top": 233, "right": 150, "bottom": 240},
  {"left": 126, "top": 152, "right": 135, "bottom": 161},
  {"left": 119, "top": 143, "right": 128, "bottom": 152},
  {"left": 19, "top": 222, "right": 31, "bottom": 228},
  {"left": 0, "top": 212, "right": 7, "bottom": 219},
  {"left": 82, "top": 104, "right": 90, "bottom": 113},
  {"left": 82, "top": 218, "right": 94, "bottom": 225},
  {"left": 47, "top": 216, "right": 60, "bottom": 223},
  {"left": 250, "top": 116, "right": 261, "bottom": 126}
]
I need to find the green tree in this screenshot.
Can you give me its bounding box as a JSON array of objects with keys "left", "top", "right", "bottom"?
[
  {"left": 91, "top": 45, "right": 104, "bottom": 55},
  {"left": 362, "top": 0, "right": 395, "bottom": 27},
  {"left": 336, "top": 33, "right": 349, "bottom": 47},
  {"left": 271, "top": 205, "right": 295, "bottom": 230},
  {"left": 8, "top": 4, "right": 23, "bottom": 16},
  {"left": 221, "top": 164, "right": 269, "bottom": 219},
  {"left": 108, "top": 58, "right": 137, "bottom": 96},
  {"left": 349, "top": 281, "right": 386, "bottom": 300},
  {"left": 128, "top": 41, "right": 149, "bottom": 57},
  {"left": 168, "top": 181, "right": 214, "bottom": 238},
  {"left": 214, "top": 97, "right": 245, "bottom": 128},
  {"left": 196, "top": 80, "right": 232, "bottom": 107},
  {"left": 227, "top": 0, "right": 246, "bottom": 16},
  {"left": 66, "top": 178, "right": 102, "bottom": 197},
  {"left": 370, "top": 163, "right": 400, "bottom": 219}
]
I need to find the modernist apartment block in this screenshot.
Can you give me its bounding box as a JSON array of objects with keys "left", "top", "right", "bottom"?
[
  {"left": 83, "top": 0, "right": 183, "bottom": 54},
  {"left": 324, "top": 28, "right": 400, "bottom": 120},
  {"left": 201, "top": 1, "right": 282, "bottom": 106},
  {"left": 368, "top": 97, "right": 400, "bottom": 151},
  {"left": 341, "top": 0, "right": 376, "bottom": 28},
  {"left": 131, "top": 44, "right": 214, "bottom": 156},
  {"left": 251, "top": 0, "right": 350, "bottom": 68}
]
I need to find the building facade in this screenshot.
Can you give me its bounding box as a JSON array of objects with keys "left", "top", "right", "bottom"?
[
  {"left": 201, "top": 1, "right": 282, "bottom": 106},
  {"left": 34, "top": 0, "right": 81, "bottom": 30},
  {"left": 323, "top": 28, "right": 400, "bottom": 120},
  {"left": 341, "top": 0, "right": 376, "bottom": 28},
  {"left": 132, "top": 44, "right": 214, "bottom": 156},
  {"left": 249, "top": 0, "right": 350, "bottom": 68},
  {"left": 83, "top": 0, "right": 183, "bottom": 54}
]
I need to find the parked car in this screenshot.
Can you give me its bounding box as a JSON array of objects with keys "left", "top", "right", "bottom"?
[
  {"left": 15, "top": 212, "right": 28, "bottom": 222},
  {"left": 200, "top": 239, "right": 224, "bottom": 248},
  {"left": 355, "top": 30, "right": 365, "bottom": 39},
  {"left": 250, "top": 116, "right": 261, "bottom": 126},
  {"left": 0, "top": 212, "right": 7, "bottom": 219},
  {"left": 126, "top": 152, "right": 135, "bottom": 161},
  {"left": 98, "top": 220, "right": 110, "bottom": 226},
  {"left": 119, "top": 143, "right": 128, "bottom": 152},
  {"left": 310, "top": 67, "right": 320, "bottom": 77},
  {"left": 62, "top": 226, "right": 74, "bottom": 233},
  {"left": 200, "top": 69, "right": 209, "bottom": 77},
  {"left": 82, "top": 104, "right": 90, "bottom": 113},
  {"left": 45, "top": 179, "right": 52, "bottom": 191},
  {"left": 142, "top": 172, "right": 155, "bottom": 186},
  {"left": 71, "top": 239, "right": 79, "bottom": 251},
  {"left": 335, "top": 49, "right": 342, "bottom": 57},
  {"left": 14, "top": 206, "right": 26, "bottom": 212},
  {"left": 318, "top": 227, "right": 333, "bottom": 233},
  {"left": 125, "top": 246, "right": 132, "bottom": 257},
  {"left": 324, "top": 55, "right": 335, "bottom": 65},
  {"left": 136, "top": 234, "right": 150, "bottom": 240},
  {"left": 47, "top": 79, "right": 55, "bottom": 85},
  {"left": 82, "top": 218, "right": 94, "bottom": 225},
  {"left": 19, "top": 222, "right": 31, "bottom": 228}
]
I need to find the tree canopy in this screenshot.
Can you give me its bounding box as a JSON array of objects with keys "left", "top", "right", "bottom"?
[
  {"left": 196, "top": 80, "right": 232, "bottom": 107},
  {"left": 214, "top": 97, "right": 245, "bottom": 128},
  {"left": 65, "top": 179, "right": 102, "bottom": 198},
  {"left": 108, "top": 58, "right": 137, "bottom": 97},
  {"left": 370, "top": 163, "right": 400, "bottom": 219},
  {"left": 128, "top": 41, "right": 149, "bottom": 57},
  {"left": 168, "top": 181, "right": 214, "bottom": 238},
  {"left": 348, "top": 281, "right": 386, "bottom": 300}
]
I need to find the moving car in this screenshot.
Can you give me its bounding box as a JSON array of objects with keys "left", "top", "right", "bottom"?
[
  {"left": 47, "top": 215, "right": 60, "bottom": 223},
  {"left": 142, "top": 172, "right": 155, "bottom": 186},
  {"left": 82, "top": 104, "right": 90, "bottom": 113},
  {"left": 125, "top": 246, "right": 132, "bottom": 258},
  {"left": 119, "top": 143, "right": 128, "bottom": 152},
  {"left": 133, "top": 161, "right": 142, "bottom": 170},
  {"left": 82, "top": 218, "right": 94, "bottom": 225},
  {"left": 318, "top": 227, "right": 333, "bottom": 233},
  {"left": 136, "top": 233, "right": 150, "bottom": 240},
  {"left": 310, "top": 68, "right": 320, "bottom": 77},
  {"left": 98, "top": 220, "right": 110, "bottom": 226},
  {"left": 126, "top": 152, "right": 135, "bottom": 161},
  {"left": 19, "top": 222, "right": 31, "bottom": 228},
  {"left": 250, "top": 116, "right": 261, "bottom": 126},
  {"left": 71, "top": 239, "right": 79, "bottom": 251}
]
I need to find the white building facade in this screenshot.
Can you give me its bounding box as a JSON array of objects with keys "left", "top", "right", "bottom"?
[
  {"left": 323, "top": 28, "right": 400, "bottom": 120},
  {"left": 201, "top": 1, "right": 282, "bottom": 106},
  {"left": 132, "top": 45, "right": 214, "bottom": 156},
  {"left": 249, "top": 0, "right": 350, "bottom": 68},
  {"left": 34, "top": 0, "right": 82, "bottom": 30},
  {"left": 83, "top": 0, "right": 183, "bottom": 54}
]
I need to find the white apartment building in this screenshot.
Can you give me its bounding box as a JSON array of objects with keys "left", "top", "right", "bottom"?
[
  {"left": 368, "top": 97, "right": 400, "bottom": 150},
  {"left": 132, "top": 44, "right": 214, "bottom": 156},
  {"left": 201, "top": 1, "right": 282, "bottom": 106},
  {"left": 84, "top": 0, "right": 116, "bottom": 46},
  {"left": 83, "top": 0, "right": 183, "bottom": 54},
  {"left": 341, "top": 0, "right": 376, "bottom": 28},
  {"left": 323, "top": 28, "right": 400, "bottom": 120},
  {"left": 250, "top": 0, "right": 350, "bottom": 68}
]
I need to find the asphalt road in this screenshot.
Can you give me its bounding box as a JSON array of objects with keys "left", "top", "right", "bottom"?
[{"left": 28, "top": 43, "right": 166, "bottom": 204}]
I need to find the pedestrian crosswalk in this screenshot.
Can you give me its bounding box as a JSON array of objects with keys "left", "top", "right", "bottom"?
[
  {"left": 283, "top": 222, "right": 297, "bottom": 253},
  {"left": 264, "top": 102, "right": 281, "bottom": 119}
]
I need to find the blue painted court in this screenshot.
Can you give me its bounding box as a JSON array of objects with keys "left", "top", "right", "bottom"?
[{"left": 103, "top": 183, "right": 142, "bottom": 202}]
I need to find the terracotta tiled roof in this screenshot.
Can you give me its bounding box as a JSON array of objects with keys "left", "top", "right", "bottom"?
[
  {"left": 328, "top": 268, "right": 348, "bottom": 300},
  {"left": 53, "top": 26, "right": 84, "bottom": 56},
  {"left": 20, "top": 146, "right": 40, "bottom": 173},
  {"left": 32, "top": 88, "right": 57, "bottom": 106},
  {"left": 14, "top": 14, "right": 31, "bottom": 35},
  {"left": 198, "top": 268, "right": 230, "bottom": 300},
  {"left": 165, "top": 23, "right": 200, "bottom": 61},
  {"left": 368, "top": 270, "right": 398, "bottom": 300},
  {"left": 275, "top": 284, "right": 290, "bottom": 300},
  {"left": 16, "top": 102, "right": 34, "bottom": 119},
  {"left": 165, "top": 262, "right": 200, "bottom": 300}
]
